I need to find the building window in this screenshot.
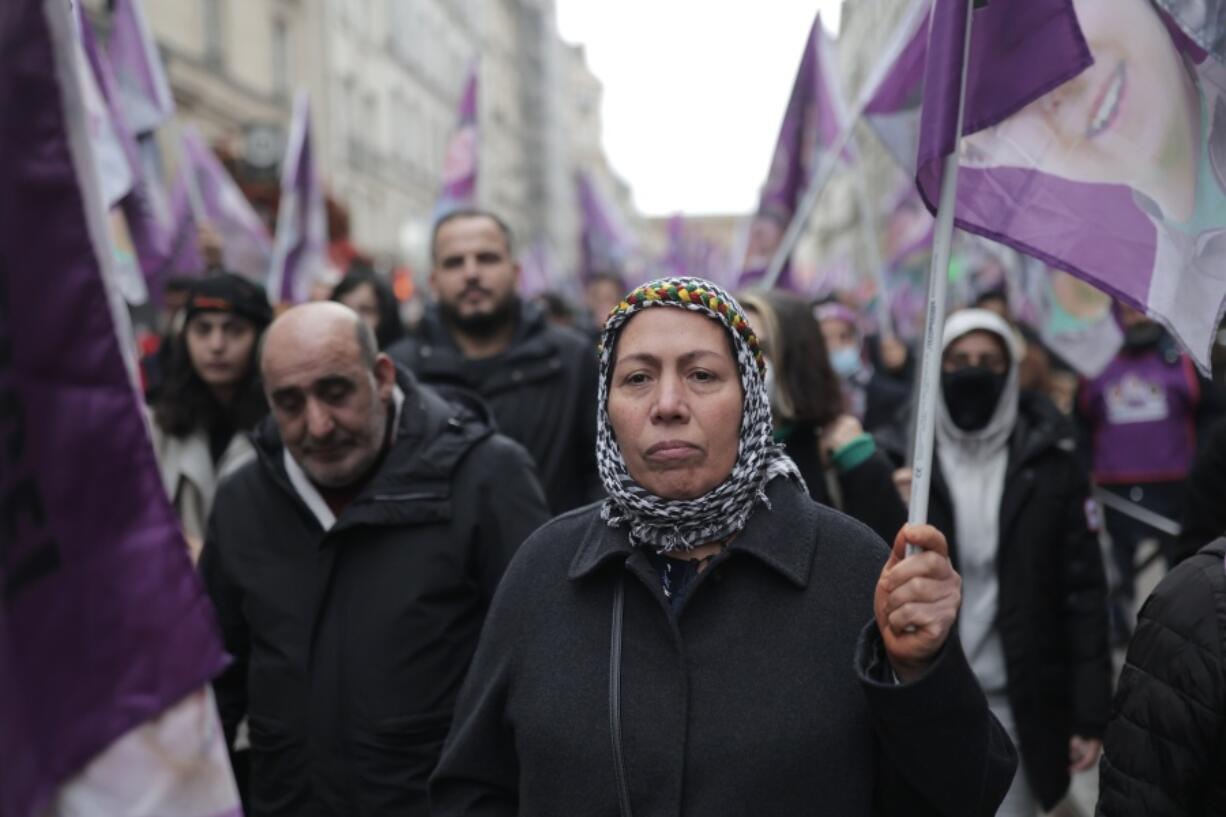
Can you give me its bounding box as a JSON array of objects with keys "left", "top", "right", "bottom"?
[
  {"left": 271, "top": 18, "right": 290, "bottom": 99},
  {"left": 203, "top": 0, "right": 225, "bottom": 68}
]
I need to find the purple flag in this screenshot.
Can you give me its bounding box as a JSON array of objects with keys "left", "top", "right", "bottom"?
[
  {"left": 435, "top": 64, "right": 478, "bottom": 219},
  {"left": 179, "top": 127, "right": 273, "bottom": 281},
  {"left": 662, "top": 215, "right": 728, "bottom": 283},
  {"left": 919, "top": 0, "right": 1226, "bottom": 372},
  {"left": 0, "top": 2, "right": 233, "bottom": 816},
  {"left": 577, "top": 172, "right": 635, "bottom": 283},
  {"left": 863, "top": 1, "right": 932, "bottom": 175},
  {"left": 106, "top": 0, "right": 174, "bottom": 234},
  {"left": 77, "top": 6, "right": 171, "bottom": 305},
  {"left": 108, "top": 0, "right": 174, "bottom": 135},
  {"left": 741, "top": 14, "right": 846, "bottom": 289},
  {"left": 519, "top": 240, "right": 556, "bottom": 299},
  {"left": 268, "top": 89, "right": 327, "bottom": 304}
]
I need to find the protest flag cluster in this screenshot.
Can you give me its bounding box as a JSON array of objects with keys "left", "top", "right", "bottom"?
[{"left": 0, "top": 2, "right": 242, "bottom": 815}]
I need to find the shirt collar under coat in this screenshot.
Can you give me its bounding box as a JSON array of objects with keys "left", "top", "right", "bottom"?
[
  {"left": 936, "top": 309, "right": 1022, "bottom": 457},
  {"left": 568, "top": 478, "right": 818, "bottom": 590}
]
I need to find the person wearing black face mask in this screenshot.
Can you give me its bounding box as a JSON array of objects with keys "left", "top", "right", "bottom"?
[{"left": 878, "top": 308, "right": 1111, "bottom": 816}]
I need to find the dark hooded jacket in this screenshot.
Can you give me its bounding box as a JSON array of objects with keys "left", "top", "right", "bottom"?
[
  {"left": 877, "top": 390, "right": 1112, "bottom": 810},
  {"left": 1095, "top": 538, "right": 1226, "bottom": 817},
  {"left": 387, "top": 300, "right": 600, "bottom": 514},
  {"left": 199, "top": 369, "right": 550, "bottom": 817},
  {"left": 429, "top": 479, "right": 1017, "bottom": 816}
]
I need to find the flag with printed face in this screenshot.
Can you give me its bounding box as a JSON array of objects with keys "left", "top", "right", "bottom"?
[
  {"left": 918, "top": 0, "right": 1226, "bottom": 372},
  {"left": 577, "top": 172, "right": 636, "bottom": 283},
  {"left": 435, "top": 64, "right": 478, "bottom": 219},
  {"left": 268, "top": 89, "right": 327, "bottom": 304},
  {"left": 740, "top": 13, "right": 847, "bottom": 289},
  {"left": 177, "top": 126, "right": 273, "bottom": 281},
  {"left": 0, "top": 3, "right": 238, "bottom": 817}
]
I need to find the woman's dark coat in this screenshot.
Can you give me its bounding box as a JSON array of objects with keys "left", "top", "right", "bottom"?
[
  {"left": 877, "top": 391, "right": 1112, "bottom": 810},
  {"left": 1096, "top": 538, "right": 1226, "bottom": 817},
  {"left": 781, "top": 420, "right": 907, "bottom": 545},
  {"left": 430, "top": 480, "right": 1017, "bottom": 816}
]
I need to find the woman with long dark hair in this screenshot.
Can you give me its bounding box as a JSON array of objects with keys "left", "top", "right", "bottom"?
[
  {"left": 739, "top": 291, "right": 906, "bottom": 544},
  {"left": 150, "top": 273, "right": 273, "bottom": 561},
  {"left": 330, "top": 266, "right": 405, "bottom": 350}
]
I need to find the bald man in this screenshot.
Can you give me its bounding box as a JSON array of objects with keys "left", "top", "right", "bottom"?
[{"left": 199, "top": 303, "right": 549, "bottom": 817}]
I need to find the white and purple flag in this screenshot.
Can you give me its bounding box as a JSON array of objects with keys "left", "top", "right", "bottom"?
[
  {"left": 918, "top": 0, "right": 1226, "bottom": 372},
  {"left": 740, "top": 13, "right": 847, "bottom": 290},
  {"left": 76, "top": 5, "right": 171, "bottom": 305},
  {"left": 434, "top": 64, "right": 478, "bottom": 219},
  {"left": 108, "top": 0, "right": 174, "bottom": 135},
  {"left": 176, "top": 126, "right": 273, "bottom": 281},
  {"left": 0, "top": 3, "right": 239, "bottom": 817},
  {"left": 863, "top": 0, "right": 932, "bottom": 176},
  {"left": 577, "top": 172, "right": 636, "bottom": 284},
  {"left": 105, "top": 0, "right": 174, "bottom": 253},
  {"left": 268, "top": 89, "right": 327, "bottom": 305}
]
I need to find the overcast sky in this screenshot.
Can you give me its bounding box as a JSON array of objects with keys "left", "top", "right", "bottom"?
[{"left": 555, "top": 1, "right": 844, "bottom": 218}]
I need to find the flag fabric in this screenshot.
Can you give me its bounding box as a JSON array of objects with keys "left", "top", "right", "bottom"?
[
  {"left": 863, "top": 0, "right": 932, "bottom": 175},
  {"left": 518, "top": 240, "right": 557, "bottom": 299},
  {"left": 662, "top": 215, "right": 728, "bottom": 283},
  {"left": 740, "top": 13, "right": 847, "bottom": 289},
  {"left": 434, "top": 64, "right": 478, "bottom": 219},
  {"left": 1008, "top": 259, "right": 1123, "bottom": 377},
  {"left": 76, "top": 5, "right": 170, "bottom": 305},
  {"left": 0, "top": 3, "right": 236, "bottom": 817},
  {"left": 1152, "top": 0, "right": 1226, "bottom": 60},
  {"left": 268, "top": 89, "right": 327, "bottom": 304},
  {"left": 107, "top": 0, "right": 174, "bottom": 135},
  {"left": 577, "top": 171, "right": 635, "bottom": 283},
  {"left": 107, "top": 0, "right": 174, "bottom": 228},
  {"left": 177, "top": 126, "right": 273, "bottom": 281},
  {"left": 917, "top": 0, "right": 1226, "bottom": 372}
]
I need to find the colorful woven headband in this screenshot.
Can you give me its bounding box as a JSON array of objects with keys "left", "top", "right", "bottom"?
[{"left": 602, "top": 277, "right": 765, "bottom": 375}]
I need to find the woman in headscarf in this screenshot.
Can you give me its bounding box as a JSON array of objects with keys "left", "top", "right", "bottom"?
[
  {"left": 739, "top": 290, "right": 906, "bottom": 544},
  {"left": 149, "top": 272, "right": 272, "bottom": 561},
  {"left": 880, "top": 308, "right": 1111, "bottom": 816},
  {"left": 430, "top": 277, "right": 1015, "bottom": 816}
]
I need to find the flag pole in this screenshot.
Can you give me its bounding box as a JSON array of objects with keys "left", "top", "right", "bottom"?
[
  {"left": 758, "top": 132, "right": 848, "bottom": 291},
  {"left": 906, "top": 0, "right": 975, "bottom": 547}
]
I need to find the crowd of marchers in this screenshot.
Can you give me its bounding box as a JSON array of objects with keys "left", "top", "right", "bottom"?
[{"left": 139, "top": 208, "right": 1226, "bottom": 817}]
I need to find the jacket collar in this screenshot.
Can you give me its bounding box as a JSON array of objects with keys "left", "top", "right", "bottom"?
[
  {"left": 284, "top": 385, "right": 407, "bottom": 531},
  {"left": 568, "top": 478, "right": 816, "bottom": 589},
  {"left": 417, "top": 300, "right": 558, "bottom": 363},
  {"left": 253, "top": 367, "right": 491, "bottom": 529}
]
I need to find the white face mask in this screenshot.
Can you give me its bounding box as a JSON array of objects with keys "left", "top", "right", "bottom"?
[{"left": 829, "top": 345, "right": 862, "bottom": 379}]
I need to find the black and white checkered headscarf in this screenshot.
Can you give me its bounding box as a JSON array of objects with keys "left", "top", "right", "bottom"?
[{"left": 597, "top": 277, "right": 804, "bottom": 552}]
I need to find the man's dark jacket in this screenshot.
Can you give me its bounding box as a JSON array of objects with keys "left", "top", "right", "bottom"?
[
  {"left": 877, "top": 391, "right": 1112, "bottom": 810},
  {"left": 199, "top": 370, "right": 550, "bottom": 817},
  {"left": 1096, "top": 537, "right": 1226, "bottom": 817},
  {"left": 387, "top": 300, "right": 599, "bottom": 514},
  {"left": 430, "top": 479, "right": 1017, "bottom": 816}
]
